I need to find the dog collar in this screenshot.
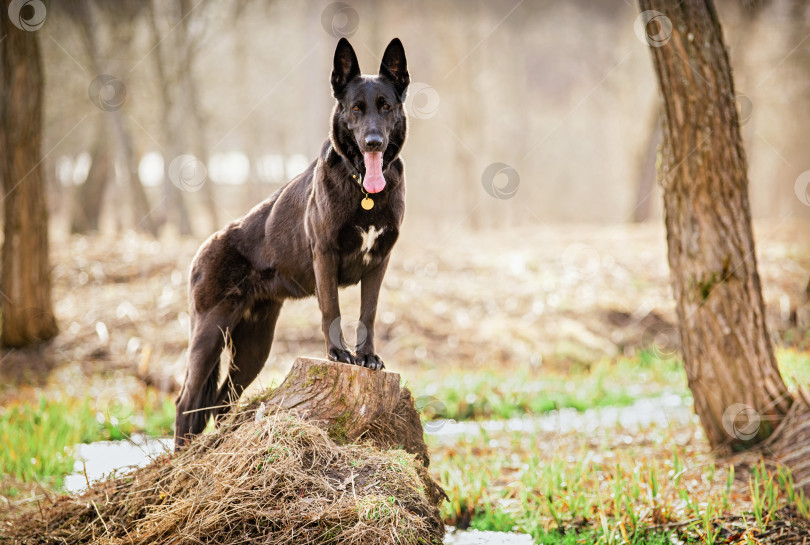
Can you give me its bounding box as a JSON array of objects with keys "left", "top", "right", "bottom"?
[
  {"left": 350, "top": 172, "right": 375, "bottom": 210},
  {"left": 339, "top": 154, "right": 375, "bottom": 211}
]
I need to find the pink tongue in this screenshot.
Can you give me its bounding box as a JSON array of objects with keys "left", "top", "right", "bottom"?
[{"left": 363, "top": 152, "right": 386, "bottom": 193}]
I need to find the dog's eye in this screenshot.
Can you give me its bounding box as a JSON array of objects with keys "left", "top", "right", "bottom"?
[
  {"left": 381, "top": 103, "right": 390, "bottom": 111},
  {"left": 352, "top": 105, "right": 361, "bottom": 113}
]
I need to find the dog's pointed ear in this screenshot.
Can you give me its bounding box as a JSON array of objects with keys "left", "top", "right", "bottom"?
[
  {"left": 379, "top": 38, "right": 409, "bottom": 99},
  {"left": 331, "top": 38, "right": 361, "bottom": 99}
]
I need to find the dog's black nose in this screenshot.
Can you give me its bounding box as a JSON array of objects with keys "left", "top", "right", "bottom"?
[{"left": 365, "top": 136, "right": 383, "bottom": 150}]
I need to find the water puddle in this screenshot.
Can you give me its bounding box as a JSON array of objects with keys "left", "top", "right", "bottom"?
[
  {"left": 63, "top": 434, "right": 172, "bottom": 493},
  {"left": 444, "top": 527, "right": 533, "bottom": 544},
  {"left": 425, "top": 393, "right": 692, "bottom": 440}
]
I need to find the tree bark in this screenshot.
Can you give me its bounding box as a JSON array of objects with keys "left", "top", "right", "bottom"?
[
  {"left": 765, "top": 395, "right": 810, "bottom": 491},
  {"left": 638, "top": 0, "right": 792, "bottom": 450},
  {"left": 0, "top": 12, "right": 58, "bottom": 347},
  {"left": 71, "top": 118, "right": 111, "bottom": 233},
  {"left": 177, "top": 0, "right": 218, "bottom": 233},
  {"left": 76, "top": 0, "right": 158, "bottom": 237},
  {"left": 263, "top": 357, "right": 401, "bottom": 443},
  {"left": 148, "top": 0, "right": 191, "bottom": 236}
]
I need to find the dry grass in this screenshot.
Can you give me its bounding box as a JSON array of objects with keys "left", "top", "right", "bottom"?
[{"left": 6, "top": 390, "right": 445, "bottom": 545}]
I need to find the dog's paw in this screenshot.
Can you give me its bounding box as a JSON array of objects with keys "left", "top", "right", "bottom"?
[
  {"left": 357, "top": 353, "right": 385, "bottom": 371},
  {"left": 328, "top": 347, "right": 356, "bottom": 365}
]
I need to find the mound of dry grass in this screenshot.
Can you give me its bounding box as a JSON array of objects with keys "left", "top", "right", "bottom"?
[{"left": 7, "top": 388, "right": 445, "bottom": 545}]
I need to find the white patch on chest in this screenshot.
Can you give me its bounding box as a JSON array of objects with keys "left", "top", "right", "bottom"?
[{"left": 358, "top": 225, "right": 385, "bottom": 264}]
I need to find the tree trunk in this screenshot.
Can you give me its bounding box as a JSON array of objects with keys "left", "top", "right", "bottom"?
[
  {"left": 148, "top": 0, "right": 192, "bottom": 236},
  {"left": 638, "top": 0, "right": 792, "bottom": 451},
  {"left": 265, "top": 357, "right": 401, "bottom": 443},
  {"left": 246, "top": 356, "right": 436, "bottom": 470},
  {"left": 448, "top": 1, "right": 483, "bottom": 231},
  {"left": 784, "top": 0, "right": 810, "bottom": 240},
  {"left": 71, "top": 119, "right": 111, "bottom": 233},
  {"left": 0, "top": 12, "right": 58, "bottom": 347},
  {"left": 765, "top": 395, "right": 810, "bottom": 491},
  {"left": 178, "top": 0, "right": 218, "bottom": 233},
  {"left": 249, "top": 356, "right": 433, "bottom": 466},
  {"left": 76, "top": 0, "right": 158, "bottom": 237}
]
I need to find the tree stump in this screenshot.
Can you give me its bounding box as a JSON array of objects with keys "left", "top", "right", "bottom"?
[{"left": 262, "top": 357, "right": 402, "bottom": 443}]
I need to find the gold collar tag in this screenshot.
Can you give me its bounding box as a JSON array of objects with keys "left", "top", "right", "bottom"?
[{"left": 352, "top": 173, "right": 374, "bottom": 211}]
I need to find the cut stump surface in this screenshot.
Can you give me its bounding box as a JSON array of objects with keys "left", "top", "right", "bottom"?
[{"left": 260, "top": 357, "right": 402, "bottom": 443}]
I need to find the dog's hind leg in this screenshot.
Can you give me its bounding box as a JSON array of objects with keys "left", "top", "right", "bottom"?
[
  {"left": 174, "top": 306, "right": 237, "bottom": 450},
  {"left": 215, "top": 300, "right": 282, "bottom": 415}
]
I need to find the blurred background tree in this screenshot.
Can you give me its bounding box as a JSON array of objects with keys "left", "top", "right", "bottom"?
[{"left": 0, "top": 2, "right": 58, "bottom": 348}]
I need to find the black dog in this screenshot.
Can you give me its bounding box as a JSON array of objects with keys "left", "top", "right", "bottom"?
[{"left": 174, "top": 38, "right": 409, "bottom": 449}]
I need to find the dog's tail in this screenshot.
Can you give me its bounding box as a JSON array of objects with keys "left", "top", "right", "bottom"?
[
  {"left": 191, "top": 365, "right": 220, "bottom": 436},
  {"left": 175, "top": 363, "right": 220, "bottom": 451}
]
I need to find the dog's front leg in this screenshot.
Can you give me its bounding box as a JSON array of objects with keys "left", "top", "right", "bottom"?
[
  {"left": 356, "top": 256, "right": 390, "bottom": 370},
  {"left": 313, "top": 250, "right": 356, "bottom": 364}
]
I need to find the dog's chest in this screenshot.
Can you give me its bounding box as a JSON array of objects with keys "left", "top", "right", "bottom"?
[
  {"left": 336, "top": 217, "right": 398, "bottom": 283},
  {"left": 357, "top": 225, "right": 385, "bottom": 263}
]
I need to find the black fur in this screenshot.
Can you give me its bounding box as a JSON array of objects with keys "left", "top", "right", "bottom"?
[{"left": 174, "top": 38, "right": 409, "bottom": 449}]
